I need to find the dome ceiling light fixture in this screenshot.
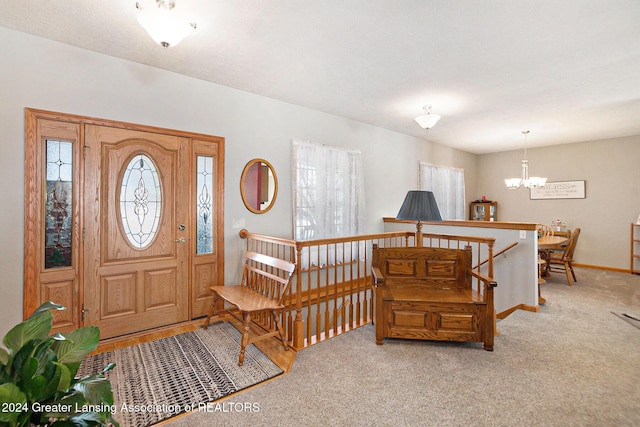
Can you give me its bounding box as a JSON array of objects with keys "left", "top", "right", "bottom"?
[
  {"left": 414, "top": 105, "right": 441, "bottom": 130},
  {"left": 136, "top": 0, "right": 197, "bottom": 48},
  {"left": 504, "top": 130, "right": 548, "bottom": 190}
]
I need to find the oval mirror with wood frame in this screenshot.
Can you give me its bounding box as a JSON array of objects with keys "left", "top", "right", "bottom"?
[{"left": 240, "top": 158, "right": 278, "bottom": 214}]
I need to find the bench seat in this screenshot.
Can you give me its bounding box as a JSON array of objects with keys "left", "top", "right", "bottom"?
[{"left": 372, "top": 245, "right": 497, "bottom": 350}]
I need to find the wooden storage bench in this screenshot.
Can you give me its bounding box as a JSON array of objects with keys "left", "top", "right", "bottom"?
[{"left": 371, "top": 245, "right": 497, "bottom": 351}]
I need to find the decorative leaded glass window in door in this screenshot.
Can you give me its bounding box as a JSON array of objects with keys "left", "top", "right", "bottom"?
[
  {"left": 119, "top": 153, "right": 162, "bottom": 249},
  {"left": 45, "top": 140, "right": 73, "bottom": 268},
  {"left": 196, "top": 155, "right": 214, "bottom": 254}
]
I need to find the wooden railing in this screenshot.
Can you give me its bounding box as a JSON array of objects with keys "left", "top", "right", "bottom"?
[{"left": 239, "top": 229, "right": 496, "bottom": 350}]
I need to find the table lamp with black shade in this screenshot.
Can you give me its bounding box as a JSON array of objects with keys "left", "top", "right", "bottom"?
[{"left": 396, "top": 190, "right": 442, "bottom": 247}]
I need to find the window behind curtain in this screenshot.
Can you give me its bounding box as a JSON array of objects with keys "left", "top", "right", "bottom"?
[
  {"left": 419, "top": 162, "right": 465, "bottom": 220},
  {"left": 292, "top": 140, "right": 366, "bottom": 241}
]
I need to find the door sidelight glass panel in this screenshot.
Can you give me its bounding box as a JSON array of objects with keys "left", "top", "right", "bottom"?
[
  {"left": 45, "top": 139, "right": 73, "bottom": 268},
  {"left": 196, "top": 155, "right": 214, "bottom": 254}
]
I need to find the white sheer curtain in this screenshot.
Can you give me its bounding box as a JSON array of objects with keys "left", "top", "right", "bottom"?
[
  {"left": 292, "top": 140, "right": 366, "bottom": 241},
  {"left": 419, "top": 162, "right": 466, "bottom": 220}
]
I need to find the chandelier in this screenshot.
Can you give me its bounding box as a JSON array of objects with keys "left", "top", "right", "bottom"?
[
  {"left": 504, "top": 131, "right": 547, "bottom": 190},
  {"left": 136, "top": 0, "right": 197, "bottom": 48}
]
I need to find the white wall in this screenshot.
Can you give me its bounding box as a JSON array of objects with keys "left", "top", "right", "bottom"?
[
  {"left": 477, "top": 137, "right": 640, "bottom": 269},
  {"left": 0, "top": 28, "right": 476, "bottom": 337}
]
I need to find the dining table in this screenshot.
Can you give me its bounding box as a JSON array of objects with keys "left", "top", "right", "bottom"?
[{"left": 538, "top": 235, "right": 569, "bottom": 250}]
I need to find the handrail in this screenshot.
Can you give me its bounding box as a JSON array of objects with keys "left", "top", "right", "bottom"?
[
  {"left": 293, "top": 230, "right": 496, "bottom": 248},
  {"left": 239, "top": 228, "right": 296, "bottom": 246},
  {"left": 294, "top": 231, "right": 412, "bottom": 248},
  {"left": 420, "top": 232, "right": 495, "bottom": 246},
  {"left": 475, "top": 241, "right": 519, "bottom": 270}
]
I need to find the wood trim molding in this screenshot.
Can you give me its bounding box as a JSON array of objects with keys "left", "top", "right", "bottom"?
[
  {"left": 497, "top": 303, "right": 540, "bottom": 320},
  {"left": 383, "top": 217, "right": 539, "bottom": 231},
  {"left": 573, "top": 263, "right": 628, "bottom": 273}
]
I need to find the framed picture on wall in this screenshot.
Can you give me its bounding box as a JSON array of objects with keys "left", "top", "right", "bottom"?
[{"left": 529, "top": 180, "right": 586, "bottom": 200}]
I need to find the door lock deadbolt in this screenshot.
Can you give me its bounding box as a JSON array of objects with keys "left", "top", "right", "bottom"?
[{"left": 178, "top": 224, "right": 186, "bottom": 231}]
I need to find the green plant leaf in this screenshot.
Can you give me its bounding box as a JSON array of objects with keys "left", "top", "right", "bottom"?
[
  {"left": 36, "top": 361, "right": 71, "bottom": 402},
  {"left": 54, "top": 390, "right": 87, "bottom": 410},
  {"left": 0, "top": 347, "right": 8, "bottom": 366},
  {"left": 28, "top": 301, "right": 66, "bottom": 319},
  {"left": 51, "top": 327, "right": 100, "bottom": 365},
  {"left": 66, "top": 361, "right": 82, "bottom": 381},
  {"left": 11, "top": 340, "right": 41, "bottom": 382},
  {"left": 26, "top": 374, "right": 49, "bottom": 402},
  {"left": 52, "top": 361, "right": 72, "bottom": 393},
  {"left": 0, "top": 382, "right": 27, "bottom": 424},
  {"left": 31, "top": 339, "right": 57, "bottom": 378},
  {"left": 13, "top": 341, "right": 57, "bottom": 402},
  {"left": 11, "top": 338, "right": 55, "bottom": 382},
  {"left": 51, "top": 332, "right": 67, "bottom": 341},
  {"left": 3, "top": 310, "right": 53, "bottom": 355},
  {"left": 101, "top": 362, "right": 116, "bottom": 374},
  {"left": 18, "top": 355, "right": 38, "bottom": 384},
  {"left": 73, "top": 374, "right": 114, "bottom": 406}
]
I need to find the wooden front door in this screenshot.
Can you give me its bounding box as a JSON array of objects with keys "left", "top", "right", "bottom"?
[
  {"left": 83, "top": 125, "right": 190, "bottom": 339},
  {"left": 25, "top": 109, "right": 224, "bottom": 339}
]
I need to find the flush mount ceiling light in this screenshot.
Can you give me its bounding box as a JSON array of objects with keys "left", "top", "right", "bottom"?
[
  {"left": 136, "top": 0, "right": 196, "bottom": 48},
  {"left": 414, "top": 105, "right": 441, "bottom": 130},
  {"left": 504, "top": 130, "right": 547, "bottom": 190}
]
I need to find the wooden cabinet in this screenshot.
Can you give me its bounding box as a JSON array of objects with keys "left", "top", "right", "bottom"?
[
  {"left": 371, "top": 246, "right": 497, "bottom": 351},
  {"left": 470, "top": 201, "right": 498, "bottom": 221},
  {"left": 631, "top": 223, "right": 640, "bottom": 275}
]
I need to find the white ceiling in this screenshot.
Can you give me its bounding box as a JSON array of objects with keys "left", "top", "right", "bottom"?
[{"left": 1, "top": 0, "right": 639, "bottom": 154}]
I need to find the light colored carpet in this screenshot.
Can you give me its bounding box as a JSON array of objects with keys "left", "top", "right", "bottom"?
[
  {"left": 612, "top": 311, "right": 640, "bottom": 329},
  {"left": 168, "top": 268, "right": 640, "bottom": 426}
]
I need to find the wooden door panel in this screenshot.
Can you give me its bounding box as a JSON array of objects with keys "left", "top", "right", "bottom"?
[
  {"left": 101, "top": 274, "right": 137, "bottom": 318},
  {"left": 84, "top": 124, "right": 190, "bottom": 339},
  {"left": 145, "top": 268, "right": 178, "bottom": 309},
  {"left": 193, "top": 263, "right": 217, "bottom": 311},
  {"left": 42, "top": 280, "right": 76, "bottom": 328}
]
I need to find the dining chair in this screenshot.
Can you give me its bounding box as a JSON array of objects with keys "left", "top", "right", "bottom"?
[
  {"left": 537, "top": 223, "right": 554, "bottom": 238},
  {"left": 548, "top": 227, "right": 581, "bottom": 286},
  {"left": 552, "top": 229, "right": 571, "bottom": 250}
]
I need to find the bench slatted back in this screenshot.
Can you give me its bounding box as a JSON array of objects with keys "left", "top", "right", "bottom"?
[{"left": 242, "top": 251, "right": 296, "bottom": 305}]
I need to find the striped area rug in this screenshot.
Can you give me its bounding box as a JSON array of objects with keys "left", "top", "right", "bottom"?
[{"left": 78, "top": 322, "right": 283, "bottom": 426}]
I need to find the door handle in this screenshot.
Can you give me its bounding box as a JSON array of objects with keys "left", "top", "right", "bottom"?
[{"left": 174, "top": 237, "right": 187, "bottom": 244}]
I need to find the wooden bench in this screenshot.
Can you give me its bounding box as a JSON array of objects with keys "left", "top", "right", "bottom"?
[
  {"left": 203, "top": 251, "right": 296, "bottom": 366},
  {"left": 371, "top": 245, "right": 497, "bottom": 351}
]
